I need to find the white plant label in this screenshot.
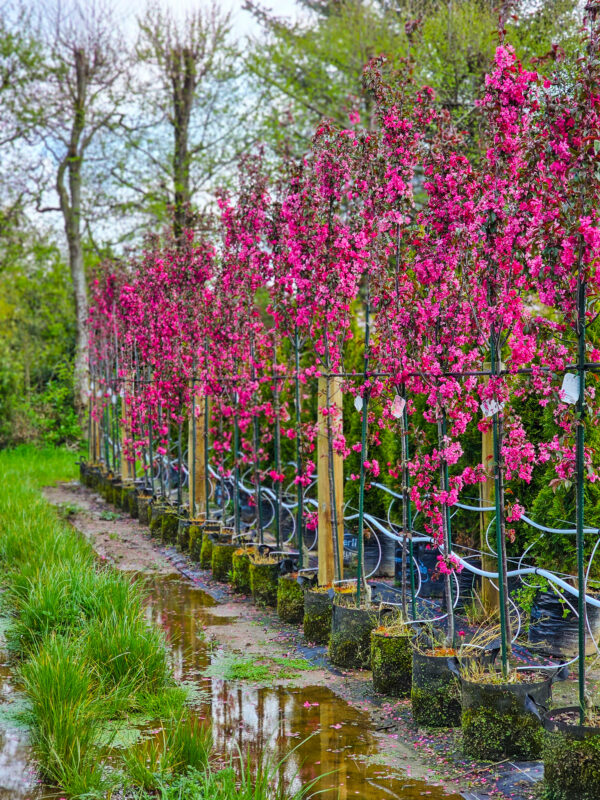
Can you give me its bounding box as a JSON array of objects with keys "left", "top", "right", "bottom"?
[
  {"left": 354, "top": 395, "right": 363, "bottom": 412},
  {"left": 481, "top": 398, "right": 504, "bottom": 417},
  {"left": 391, "top": 395, "right": 406, "bottom": 419},
  {"left": 560, "top": 372, "right": 580, "bottom": 405}
]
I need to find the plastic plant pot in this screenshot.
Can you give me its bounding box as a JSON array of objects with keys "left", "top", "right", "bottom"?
[
  {"left": 211, "top": 542, "right": 236, "bottom": 582},
  {"left": 411, "top": 648, "right": 467, "bottom": 728},
  {"left": 329, "top": 601, "right": 380, "bottom": 670},
  {"left": 160, "top": 510, "right": 178, "bottom": 543},
  {"left": 529, "top": 590, "right": 600, "bottom": 658},
  {"left": 149, "top": 502, "right": 167, "bottom": 535},
  {"left": 249, "top": 558, "right": 279, "bottom": 606},
  {"left": 543, "top": 706, "right": 600, "bottom": 800},
  {"left": 232, "top": 549, "right": 251, "bottom": 594},
  {"left": 189, "top": 523, "right": 203, "bottom": 561},
  {"left": 111, "top": 479, "right": 124, "bottom": 508},
  {"left": 277, "top": 574, "right": 304, "bottom": 624},
  {"left": 177, "top": 517, "right": 192, "bottom": 551},
  {"left": 461, "top": 673, "right": 552, "bottom": 760},
  {"left": 199, "top": 533, "right": 214, "bottom": 569},
  {"left": 303, "top": 589, "right": 333, "bottom": 645},
  {"left": 371, "top": 629, "right": 412, "bottom": 697},
  {"left": 137, "top": 495, "right": 152, "bottom": 526}
]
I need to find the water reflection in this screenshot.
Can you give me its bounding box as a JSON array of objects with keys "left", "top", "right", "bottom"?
[
  {"left": 147, "top": 577, "right": 461, "bottom": 800},
  {"left": 0, "top": 664, "right": 41, "bottom": 799}
]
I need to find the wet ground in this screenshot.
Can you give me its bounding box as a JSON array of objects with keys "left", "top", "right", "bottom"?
[{"left": 0, "top": 480, "right": 557, "bottom": 798}]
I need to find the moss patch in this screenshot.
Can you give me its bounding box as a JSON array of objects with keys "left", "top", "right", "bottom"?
[
  {"left": 462, "top": 699, "right": 543, "bottom": 762},
  {"left": 329, "top": 605, "right": 377, "bottom": 669},
  {"left": 148, "top": 503, "right": 165, "bottom": 535},
  {"left": 177, "top": 519, "right": 190, "bottom": 551},
  {"left": 232, "top": 550, "right": 251, "bottom": 594},
  {"left": 411, "top": 652, "right": 461, "bottom": 728},
  {"left": 277, "top": 575, "right": 304, "bottom": 624},
  {"left": 543, "top": 728, "right": 600, "bottom": 800},
  {"left": 137, "top": 495, "right": 152, "bottom": 526},
  {"left": 199, "top": 533, "right": 213, "bottom": 570},
  {"left": 189, "top": 525, "right": 203, "bottom": 562},
  {"left": 249, "top": 560, "right": 279, "bottom": 606},
  {"left": 371, "top": 632, "right": 411, "bottom": 697},
  {"left": 127, "top": 490, "right": 139, "bottom": 519},
  {"left": 211, "top": 543, "right": 236, "bottom": 582},
  {"left": 161, "top": 512, "right": 179, "bottom": 544},
  {"left": 303, "top": 590, "right": 332, "bottom": 645}
]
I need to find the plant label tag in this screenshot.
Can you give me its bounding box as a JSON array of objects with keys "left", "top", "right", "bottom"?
[
  {"left": 354, "top": 395, "right": 363, "bottom": 412},
  {"left": 481, "top": 398, "right": 504, "bottom": 417},
  {"left": 391, "top": 395, "right": 405, "bottom": 419},
  {"left": 560, "top": 373, "right": 579, "bottom": 405}
]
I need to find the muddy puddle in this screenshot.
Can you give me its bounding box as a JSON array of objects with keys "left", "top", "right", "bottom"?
[
  {"left": 144, "top": 575, "right": 461, "bottom": 800},
  {"left": 0, "top": 572, "right": 460, "bottom": 799}
]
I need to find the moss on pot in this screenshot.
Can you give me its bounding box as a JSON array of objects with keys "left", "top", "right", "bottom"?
[
  {"left": 543, "top": 711, "right": 600, "bottom": 800},
  {"left": 232, "top": 549, "right": 251, "bottom": 593},
  {"left": 189, "top": 525, "right": 203, "bottom": 561},
  {"left": 112, "top": 482, "right": 124, "bottom": 508},
  {"left": 371, "top": 630, "right": 411, "bottom": 697},
  {"left": 149, "top": 504, "right": 167, "bottom": 535},
  {"left": 212, "top": 542, "right": 236, "bottom": 582},
  {"left": 461, "top": 675, "right": 551, "bottom": 761},
  {"left": 411, "top": 649, "right": 462, "bottom": 728},
  {"left": 303, "top": 589, "right": 332, "bottom": 645},
  {"left": 160, "top": 511, "right": 178, "bottom": 544},
  {"left": 177, "top": 518, "right": 190, "bottom": 551},
  {"left": 277, "top": 575, "right": 304, "bottom": 624},
  {"left": 329, "top": 602, "right": 379, "bottom": 670},
  {"left": 200, "top": 533, "right": 213, "bottom": 570},
  {"left": 127, "top": 489, "right": 139, "bottom": 518},
  {"left": 137, "top": 495, "right": 152, "bottom": 526},
  {"left": 249, "top": 559, "right": 279, "bottom": 606}
]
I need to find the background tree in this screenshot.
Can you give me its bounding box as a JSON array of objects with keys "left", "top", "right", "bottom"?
[
  {"left": 244, "top": 0, "right": 580, "bottom": 159},
  {"left": 3, "top": 0, "right": 128, "bottom": 417},
  {"left": 117, "top": 1, "right": 247, "bottom": 239}
]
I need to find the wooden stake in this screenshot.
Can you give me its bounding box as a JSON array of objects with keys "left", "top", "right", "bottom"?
[
  {"left": 480, "top": 362, "right": 499, "bottom": 614},
  {"left": 317, "top": 376, "right": 344, "bottom": 586},
  {"left": 188, "top": 394, "right": 207, "bottom": 518}
]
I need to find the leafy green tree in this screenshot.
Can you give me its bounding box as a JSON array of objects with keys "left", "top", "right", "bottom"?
[{"left": 245, "top": 0, "right": 580, "bottom": 159}]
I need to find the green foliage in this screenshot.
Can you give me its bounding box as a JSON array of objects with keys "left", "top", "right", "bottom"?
[
  {"left": 0, "top": 224, "right": 79, "bottom": 448},
  {"left": 543, "top": 727, "right": 600, "bottom": 800},
  {"left": 246, "top": 0, "right": 581, "bottom": 161}
]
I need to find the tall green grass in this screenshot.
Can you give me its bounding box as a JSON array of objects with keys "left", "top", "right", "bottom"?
[
  {"left": 0, "top": 447, "right": 177, "bottom": 796},
  {"left": 0, "top": 446, "right": 322, "bottom": 799}
]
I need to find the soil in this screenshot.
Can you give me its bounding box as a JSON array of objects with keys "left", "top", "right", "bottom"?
[{"left": 43, "top": 479, "right": 588, "bottom": 800}]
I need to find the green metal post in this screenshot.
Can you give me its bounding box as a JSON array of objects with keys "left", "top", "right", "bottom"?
[
  {"left": 233, "top": 402, "right": 241, "bottom": 538},
  {"left": 576, "top": 272, "right": 587, "bottom": 725},
  {"left": 204, "top": 394, "right": 210, "bottom": 519},
  {"left": 294, "top": 326, "right": 304, "bottom": 569},
  {"left": 356, "top": 295, "right": 371, "bottom": 607},
  {"left": 403, "top": 392, "right": 417, "bottom": 620},
  {"left": 490, "top": 338, "right": 509, "bottom": 677},
  {"left": 441, "top": 411, "right": 454, "bottom": 626},
  {"left": 191, "top": 390, "right": 197, "bottom": 514}
]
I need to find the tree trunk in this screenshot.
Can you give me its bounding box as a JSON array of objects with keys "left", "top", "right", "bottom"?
[
  {"left": 171, "top": 47, "right": 195, "bottom": 239},
  {"left": 57, "top": 48, "right": 89, "bottom": 421}
]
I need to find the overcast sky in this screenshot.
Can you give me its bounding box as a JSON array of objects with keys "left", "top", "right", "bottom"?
[{"left": 112, "top": 0, "right": 301, "bottom": 39}]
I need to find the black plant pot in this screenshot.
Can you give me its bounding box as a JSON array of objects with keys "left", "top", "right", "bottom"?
[
  {"left": 411, "top": 648, "right": 467, "bottom": 728},
  {"left": 371, "top": 630, "right": 411, "bottom": 697},
  {"left": 303, "top": 589, "right": 333, "bottom": 645},
  {"left": 461, "top": 674, "right": 552, "bottom": 760},
  {"left": 329, "top": 602, "right": 380, "bottom": 670},
  {"left": 543, "top": 706, "right": 600, "bottom": 800},
  {"left": 529, "top": 590, "right": 600, "bottom": 658}
]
